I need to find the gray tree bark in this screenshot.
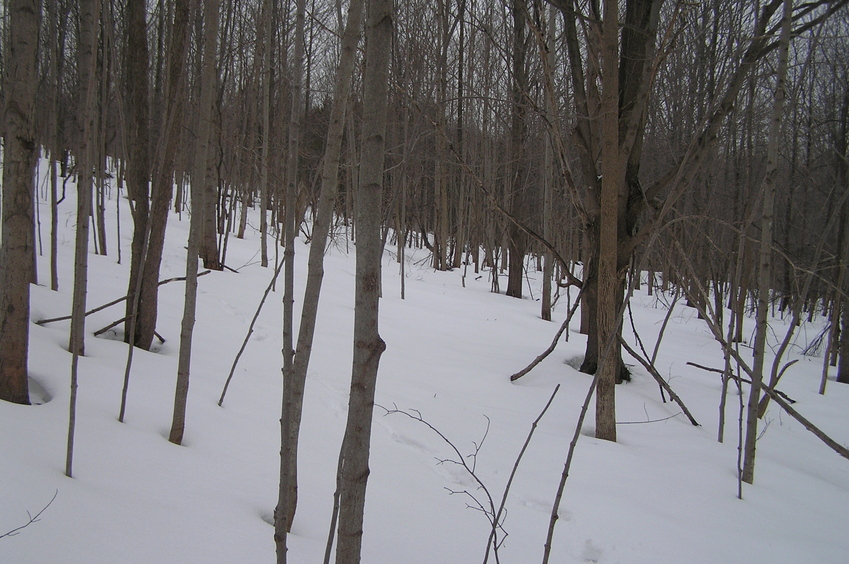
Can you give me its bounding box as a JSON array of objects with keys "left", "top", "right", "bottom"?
[
  {"left": 595, "top": 0, "right": 623, "bottom": 442},
  {"left": 275, "top": 0, "right": 365, "bottom": 557},
  {"left": 169, "top": 0, "right": 219, "bottom": 446},
  {"left": 335, "top": 0, "right": 392, "bottom": 560},
  {"left": 66, "top": 0, "right": 100, "bottom": 477},
  {"left": 131, "top": 0, "right": 192, "bottom": 351},
  {"left": 276, "top": 0, "right": 305, "bottom": 559},
  {"left": 742, "top": 0, "right": 792, "bottom": 485}
]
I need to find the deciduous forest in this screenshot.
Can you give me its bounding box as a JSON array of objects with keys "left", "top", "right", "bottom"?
[{"left": 1, "top": 0, "right": 848, "bottom": 562}]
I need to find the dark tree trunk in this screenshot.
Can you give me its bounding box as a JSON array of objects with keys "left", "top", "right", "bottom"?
[
  {"left": 0, "top": 0, "right": 40, "bottom": 405},
  {"left": 123, "top": 0, "right": 152, "bottom": 344},
  {"left": 132, "top": 0, "right": 192, "bottom": 350}
]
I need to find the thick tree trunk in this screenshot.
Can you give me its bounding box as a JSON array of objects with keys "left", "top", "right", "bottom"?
[
  {"left": 132, "top": 0, "right": 192, "bottom": 351},
  {"left": 198, "top": 2, "right": 222, "bottom": 271},
  {"left": 0, "top": 0, "right": 40, "bottom": 405},
  {"left": 594, "top": 0, "right": 622, "bottom": 442},
  {"left": 123, "top": 0, "right": 151, "bottom": 343},
  {"left": 335, "top": 0, "right": 392, "bottom": 560}
]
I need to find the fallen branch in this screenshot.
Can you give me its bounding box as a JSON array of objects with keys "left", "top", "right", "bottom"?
[
  {"left": 37, "top": 270, "right": 211, "bottom": 326},
  {"left": 92, "top": 318, "right": 165, "bottom": 343},
  {"left": 510, "top": 292, "right": 582, "bottom": 382},
  {"left": 686, "top": 361, "right": 797, "bottom": 405},
  {"left": 620, "top": 338, "right": 700, "bottom": 427},
  {"left": 761, "top": 385, "right": 849, "bottom": 460}
]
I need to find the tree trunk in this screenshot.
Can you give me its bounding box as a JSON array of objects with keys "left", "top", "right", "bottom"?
[
  {"left": 132, "top": 0, "right": 192, "bottom": 351},
  {"left": 742, "top": 0, "right": 792, "bottom": 485},
  {"left": 123, "top": 0, "right": 151, "bottom": 344},
  {"left": 169, "top": 0, "right": 219, "bottom": 446},
  {"left": 594, "top": 0, "right": 622, "bottom": 443},
  {"left": 275, "top": 0, "right": 365, "bottom": 557},
  {"left": 199, "top": 1, "right": 222, "bottom": 271},
  {"left": 0, "top": 0, "right": 40, "bottom": 405},
  {"left": 506, "top": 0, "right": 528, "bottom": 299},
  {"left": 335, "top": 0, "right": 392, "bottom": 560},
  {"left": 67, "top": 0, "right": 100, "bottom": 477},
  {"left": 276, "top": 0, "right": 305, "bottom": 558},
  {"left": 541, "top": 3, "right": 556, "bottom": 321}
]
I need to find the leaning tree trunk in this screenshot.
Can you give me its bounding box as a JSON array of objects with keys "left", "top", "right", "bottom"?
[
  {"left": 0, "top": 0, "right": 40, "bottom": 405},
  {"left": 335, "top": 0, "right": 392, "bottom": 560}
]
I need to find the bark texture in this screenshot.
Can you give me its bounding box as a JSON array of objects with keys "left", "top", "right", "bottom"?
[
  {"left": 335, "top": 0, "right": 392, "bottom": 560},
  {"left": 0, "top": 0, "right": 40, "bottom": 405}
]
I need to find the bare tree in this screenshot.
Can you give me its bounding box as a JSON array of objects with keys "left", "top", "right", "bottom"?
[
  {"left": 66, "top": 0, "right": 101, "bottom": 478},
  {"left": 0, "top": 0, "right": 40, "bottom": 405},
  {"left": 743, "top": 0, "right": 793, "bottom": 485},
  {"left": 275, "top": 0, "right": 365, "bottom": 557},
  {"left": 169, "top": 0, "right": 220, "bottom": 446},
  {"left": 334, "top": 0, "right": 393, "bottom": 560}
]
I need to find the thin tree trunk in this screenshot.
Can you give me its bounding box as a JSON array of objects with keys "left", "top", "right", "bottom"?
[
  {"left": 169, "top": 0, "right": 219, "bottom": 446},
  {"left": 259, "top": 0, "right": 272, "bottom": 269},
  {"left": 67, "top": 0, "right": 100, "bottom": 477},
  {"left": 541, "top": 3, "right": 556, "bottom": 321},
  {"left": 334, "top": 0, "right": 392, "bottom": 560},
  {"left": 275, "top": 0, "right": 365, "bottom": 556},
  {"left": 742, "top": 0, "right": 791, "bottom": 485},
  {"left": 276, "top": 0, "right": 305, "bottom": 558}
]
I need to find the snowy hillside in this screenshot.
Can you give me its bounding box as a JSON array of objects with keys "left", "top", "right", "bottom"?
[{"left": 2, "top": 171, "right": 848, "bottom": 563}]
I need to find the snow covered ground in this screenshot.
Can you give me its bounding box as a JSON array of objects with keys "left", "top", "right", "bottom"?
[{"left": 2, "top": 169, "right": 848, "bottom": 563}]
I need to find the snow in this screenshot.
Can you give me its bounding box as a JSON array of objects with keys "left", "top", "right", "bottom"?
[{"left": 2, "top": 166, "right": 849, "bottom": 563}]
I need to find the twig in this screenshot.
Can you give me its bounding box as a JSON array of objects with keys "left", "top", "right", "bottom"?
[
  {"left": 218, "top": 254, "right": 285, "bottom": 406},
  {"left": 685, "top": 361, "right": 797, "bottom": 404},
  {"left": 0, "top": 490, "right": 58, "bottom": 539},
  {"left": 617, "top": 412, "right": 682, "bottom": 425},
  {"left": 619, "top": 338, "right": 700, "bottom": 426},
  {"left": 378, "top": 405, "right": 500, "bottom": 563},
  {"left": 542, "top": 373, "right": 598, "bottom": 564},
  {"left": 487, "top": 384, "right": 560, "bottom": 561}
]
